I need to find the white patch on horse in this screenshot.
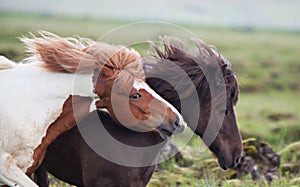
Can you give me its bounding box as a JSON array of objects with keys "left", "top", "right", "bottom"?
[
  {"left": 0, "top": 61, "right": 96, "bottom": 182},
  {"left": 132, "top": 80, "right": 186, "bottom": 129},
  {"left": 89, "top": 99, "right": 98, "bottom": 112}
]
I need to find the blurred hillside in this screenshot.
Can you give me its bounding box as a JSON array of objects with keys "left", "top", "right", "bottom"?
[{"left": 1, "top": 0, "right": 300, "bottom": 31}]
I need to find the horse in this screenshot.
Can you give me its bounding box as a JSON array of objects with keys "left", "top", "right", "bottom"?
[
  {"left": 34, "top": 36, "right": 243, "bottom": 186},
  {"left": 0, "top": 32, "right": 186, "bottom": 187},
  {"left": 35, "top": 110, "right": 164, "bottom": 187}
]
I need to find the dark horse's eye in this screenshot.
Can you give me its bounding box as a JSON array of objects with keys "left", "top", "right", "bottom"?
[
  {"left": 219, "top": 109, "right": 228, "bottom": 115},
  {"left": 130, "top": 93, "right": 142, "bottom": 100}
]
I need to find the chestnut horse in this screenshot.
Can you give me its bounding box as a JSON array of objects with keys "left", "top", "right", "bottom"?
[
  {"left": 0, "top": 32, "right": 186, "bottom": 187},
  {"left": 35, "top": 36, "right": 243, "bottom": 186}
]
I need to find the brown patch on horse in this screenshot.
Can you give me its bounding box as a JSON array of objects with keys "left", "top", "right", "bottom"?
[{"left": 25, "top": 95, "right": 92, "bottom": 175}]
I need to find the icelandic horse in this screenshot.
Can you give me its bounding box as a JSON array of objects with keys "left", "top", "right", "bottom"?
[{"left": 0, "top": 32, "right": 186, "bottom": 187}]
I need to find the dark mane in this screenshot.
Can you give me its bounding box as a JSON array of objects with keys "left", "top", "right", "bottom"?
[{"left": 144, "top": 36, "right": 239, "bottom": 108}]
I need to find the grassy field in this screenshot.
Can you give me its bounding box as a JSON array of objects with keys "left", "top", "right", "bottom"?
[{"left": 1, "top": 12, "right": 300, "bottom": 186}]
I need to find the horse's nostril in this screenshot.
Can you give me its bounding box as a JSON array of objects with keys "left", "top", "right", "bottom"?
[
  {"left": 174, "top": 119, "right": 180, "bottom": 128},
  {"left": 233, "top": 155, "right": 242, "bottom": 167}
]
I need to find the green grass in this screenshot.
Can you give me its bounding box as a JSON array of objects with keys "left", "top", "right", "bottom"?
[
  {"left": 1, "top": 12, "right": 300, "bottom": 186},
  {"left": 237, "top": 91, "right": 300, "bottom": 147}
]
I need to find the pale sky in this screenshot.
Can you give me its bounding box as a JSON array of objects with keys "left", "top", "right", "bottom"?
[{"left": 0, "top": 0, "right": 299, "bottom": 30}]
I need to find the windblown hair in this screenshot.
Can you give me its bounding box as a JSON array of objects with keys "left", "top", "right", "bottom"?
[
  {"left": 21, "top": 31, "right": 145, "bottom": 92},
  {"left": 86, "top": 42, "right": 145, "bottom": 91},
  {"left": 144, "top": 36, "right": 239, "bottom": 106}
]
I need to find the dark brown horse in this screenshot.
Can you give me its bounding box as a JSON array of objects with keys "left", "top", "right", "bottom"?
[
  {"left": 35, "top": 37, "right": 243, "bottom": 186},
  {"left": 35, "top": 110, "right": 163, "bottom": 187}
]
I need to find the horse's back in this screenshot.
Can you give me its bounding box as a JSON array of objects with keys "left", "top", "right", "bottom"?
[
  {"left": 0, "top": 56, "right": 16, "bottom": 70},
  {"left": 39, "top": 111, "right": 160, "bottom": 187}
]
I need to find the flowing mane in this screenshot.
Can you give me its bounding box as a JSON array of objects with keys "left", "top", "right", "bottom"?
[
  {"left": 144, "top": 36, "right": 239, "bottom": 105},
  {"left": 21, "top": 31, "right": 145, "bottom": 91}
]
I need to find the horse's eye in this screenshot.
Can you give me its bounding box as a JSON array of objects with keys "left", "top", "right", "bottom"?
[
  {"left": 219, "top": 109, "right": 228, "bottom": 115},
  {"left": 130, "top": 93, "right": 142, "bottom": 100}
]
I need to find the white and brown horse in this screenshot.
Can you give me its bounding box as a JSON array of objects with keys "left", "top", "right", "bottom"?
[{"left": 0, "top": 32, "right": 186, "bottom": 187}]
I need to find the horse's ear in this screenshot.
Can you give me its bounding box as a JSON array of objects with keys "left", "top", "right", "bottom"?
[
  {"left": 142, "top": 58, "right": 156, "bottom": 76},
  {"left": 221, "top": 63, "right": 228, "bottom": 70},
  {"left": 143, "top": 64, "right": 151, "bottom": 76},
  {"left": 100, "top": 65, "right": 114, "bottom": 78}
]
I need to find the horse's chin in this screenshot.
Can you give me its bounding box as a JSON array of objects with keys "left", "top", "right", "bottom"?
[
  {"left": 209, "top": 147, "right": 230, "bottom": 170},
  {"left": 217, "top": 158, "right": 229, "bottom": 170},
  {"left": 155, "top": 125, "right": 174, "bottom": 140},
  {"left": 158, "top": 129, "right": 173, "bottom": 139},
  {"left": 215, "top": 151, "right": 243, "bottom": 170}
]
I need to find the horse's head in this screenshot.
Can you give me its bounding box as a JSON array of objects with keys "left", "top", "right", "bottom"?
[
  {"left": 145, "top": 37, "right": 243, "bottom": 169},
  {"left": 195, "top": 63, "right": 242, "bottom": 170},
  {"left": 88, "top": 43, "right": 186, "bottom": 139}
]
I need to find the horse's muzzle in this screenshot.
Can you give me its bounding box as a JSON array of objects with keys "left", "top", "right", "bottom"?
[
  {"left": 218, "top": 152, "right": 242, "bottom": 170},
  {"left": 156, "top": 118, "right": 186, "bottom": 139}
]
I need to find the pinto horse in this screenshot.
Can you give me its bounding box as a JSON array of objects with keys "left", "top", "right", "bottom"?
[
  {"left": 34, "top": 36, "right": 243, "bottom": 186},
  {"left": 0, "top": 32, "right": 186, "bottom": 187}
]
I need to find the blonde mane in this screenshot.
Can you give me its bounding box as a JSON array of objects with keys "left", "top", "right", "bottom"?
[{"left": 21, "top": 31, "right": 145, "bottom": 91}]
